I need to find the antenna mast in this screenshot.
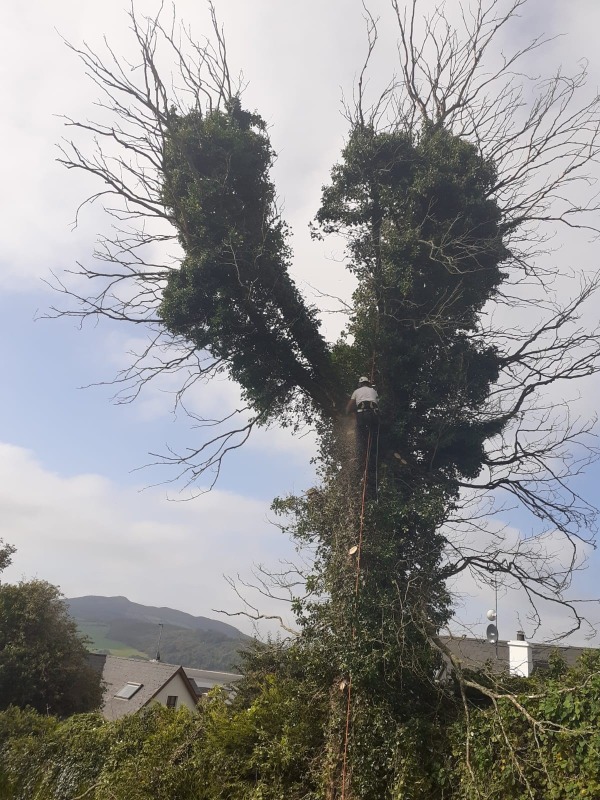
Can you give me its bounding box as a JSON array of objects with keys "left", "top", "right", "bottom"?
[{"left": 155, "top": 622, "right": 164, "bottom": 662}]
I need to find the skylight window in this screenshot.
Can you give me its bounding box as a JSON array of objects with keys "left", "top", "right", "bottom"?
[{"left": 114, "top": 682, "right": 143, "bottom": 700}]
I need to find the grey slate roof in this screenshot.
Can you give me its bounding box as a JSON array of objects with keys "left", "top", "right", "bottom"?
[
  {"left": 88, "top": 654, "right": 199, "bottom": 721},
  {"left": 183, "top": 667, "right": 242, "bottom": 694},
  {"left": 439, "top": 636, "right": 590, "bottom": 675},
  {"left": 439, "top": 636, "right": 510, "bottom": 674},
  {"left": 530, "top": 642, "right": 588, "bottom": 669}
]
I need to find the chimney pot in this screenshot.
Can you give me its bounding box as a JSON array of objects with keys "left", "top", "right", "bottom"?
[{"left": 517, "top": 630, "right": 525, "bottom": 641}]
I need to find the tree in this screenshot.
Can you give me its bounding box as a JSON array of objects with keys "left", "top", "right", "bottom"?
[
  {"left": 0, "top": 540, "right": 15, "bottom": 576},
  {"left": 53, "top": 0, "right": 600, "bottom": 796},
  {"left": 0, "top": 580, "right": 103, "bottom": 716},
  {"left": 54, "top": 0, "right": 600, "bottom": 622}
]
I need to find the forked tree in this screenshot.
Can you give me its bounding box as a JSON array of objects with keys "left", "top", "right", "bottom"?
[{"left": 54, "top": 0, "right": 600, "bottom": 795}]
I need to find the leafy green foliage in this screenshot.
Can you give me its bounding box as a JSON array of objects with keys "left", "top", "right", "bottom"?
[
  {"left": 0, "top": 661, "right": 328, "bottom": 800},
  {"left": 4, "top": 650, "right": 600, "bottom": 800},
  {"left": 0, "top": 540, "right": 15, "bottom": 574},
  {"left": 0, "top": 580, "right": 103, "bottom": 716},
  {"left": 319, "top": 125, "right": 507, "bottom": 481},
  {"left": 449, "top": 651, "right": 600, "bottom": 799},
  {"left": 273, "top": 475, "right": 454, "bottom": 798},
  {"left": 160, "top": 99, "right": 339, "bottom": 421}
]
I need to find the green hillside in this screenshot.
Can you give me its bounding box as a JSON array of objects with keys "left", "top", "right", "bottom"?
[
  {"left": 69, "top": 596, "right": 248, "bottom": 671},
  {"left": 76, "top": 622, "right": 149, "bottom": 660}
]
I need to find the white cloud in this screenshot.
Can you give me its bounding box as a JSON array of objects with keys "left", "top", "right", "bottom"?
[
  {"left": 0, "top": 442, "right": 298, "bottom": 636},
  {"left": 98, "top": 328, "right": 320, "bottom": 467},
  {"left": 2, "top": 438, "right": 597, "bottom": 646}
]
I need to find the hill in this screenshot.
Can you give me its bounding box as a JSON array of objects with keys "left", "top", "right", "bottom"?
[{"left": 67, "top": 596, "right": 249, "bottom": 671}]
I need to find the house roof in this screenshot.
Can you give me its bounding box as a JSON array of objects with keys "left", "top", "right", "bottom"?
[
  {"left": 439, "top": 636, "right": 590, "bottom": 676},
  {"left": 88, "top": 654, "right": 199, "bottom": 720},
  {"left": 439, "top": 636, "right": 510, "bottom": 674},
  {"left": 530, "top": 642, "right": 588, "bottom": 669},
  {"left": 183, "top": 666, "right": 242, "bottom": 694}
]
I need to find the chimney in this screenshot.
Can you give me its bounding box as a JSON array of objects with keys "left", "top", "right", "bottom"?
[{"left": 508, "top": 631, "right": 532, "bottom": 677}]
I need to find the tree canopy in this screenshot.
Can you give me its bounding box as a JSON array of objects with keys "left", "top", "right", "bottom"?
[
  {"left": 0, "top": 580, "right": 103, "bottom": 717},
  {"left": 159, "top": 100, "right": 339, "bottom": 421},
  {"left": 0, "top": 541, "right": 15, "bottom": 576}
]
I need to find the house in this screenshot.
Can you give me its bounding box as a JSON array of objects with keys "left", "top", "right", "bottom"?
[
  {"left": 89, "top": 634, "right": 582, "bottom": 720},
  {"left": 439, "top": 632, "right": 590, "bottom": 680},
  {"left": 88, "top": 654, "right": 238, "bottom": 721},
  {"left": 184, "top": 666, "right": 243, "bottom": 696}
]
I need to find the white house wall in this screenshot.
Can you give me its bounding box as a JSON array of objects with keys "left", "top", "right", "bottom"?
[{"left": 151, "top": 672, "right": 198, "bottom": 712}]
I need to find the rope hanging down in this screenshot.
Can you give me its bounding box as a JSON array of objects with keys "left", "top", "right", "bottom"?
[
  {"left": 340, "top": 343, "right": 380, "bottom": 799},
  {"left": 340, "top": 422, "right": 374, "bottom": 800}
]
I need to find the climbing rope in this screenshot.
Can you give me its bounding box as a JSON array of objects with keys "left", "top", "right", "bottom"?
[
  {"left": 340, "top": 425, "right": 373, "bottom": 800},
  {"left": 369, "top": 351, "right": 380, "bottom": 499},
  {"left": 340, "top": 337, "right": 381, "bottom": 799}
]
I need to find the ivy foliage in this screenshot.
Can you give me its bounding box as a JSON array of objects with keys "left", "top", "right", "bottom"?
[
  {"left": 4, "top": 651, "right": 600, "bottom": 799},
  {"left": 159, "top": 109, "right": 508, "bottom": 479},
  {"left": 158, "top": 119, "right": 511, "bottom": 781},
  {"left": 318, "top": 125, "right": 508, "bottom": 482},
  {"left": 160, "top": 99, "right": 339, "bottom": 421},
  {"left": 449, "top": 651, "right": 600, "bottom": 799},
  {"left": 272, "top": 469, "right": 454, "bottom": 799}
]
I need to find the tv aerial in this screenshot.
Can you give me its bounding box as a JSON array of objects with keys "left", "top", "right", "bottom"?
[
  {"left": 485, "top": 581, "right": 499, "bottom": 651},
  {"left": 486, "top": 622, "right": 498, "bottom": 645}
]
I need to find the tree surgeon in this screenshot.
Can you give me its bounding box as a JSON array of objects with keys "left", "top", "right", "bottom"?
[{"left": 346, "top": 376, "right": 380, "bottom": 464}]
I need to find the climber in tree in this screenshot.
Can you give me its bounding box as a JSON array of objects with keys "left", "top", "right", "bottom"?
[{"left": 347, "top": 376, "right": 379, "bottom": 452}]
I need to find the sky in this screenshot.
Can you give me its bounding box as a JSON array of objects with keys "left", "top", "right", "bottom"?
[{"left": 2, "top": 0, "right": 600, "bottom": 643}]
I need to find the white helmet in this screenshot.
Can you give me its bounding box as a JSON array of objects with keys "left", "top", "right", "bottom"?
[{"left": 358, "top": 376, "right": 369, "bottom": 384}]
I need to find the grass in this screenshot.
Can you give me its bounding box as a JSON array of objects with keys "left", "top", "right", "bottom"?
[{"left": 77, "top": 621, "right": 149, "bottom": 659}]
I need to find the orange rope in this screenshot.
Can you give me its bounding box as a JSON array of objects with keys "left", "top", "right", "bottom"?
[
  {"left": 354, "top": 428, "right": 372, "bottom": 597},
  {"left": 340, "top": 427, "right": 373, "bottom": 800},
  {"left": 340, "top": 675, "right": 353, "bottom": 799},
  {"left": 341, "top": 331, "right": 379, "bottom": 798}
]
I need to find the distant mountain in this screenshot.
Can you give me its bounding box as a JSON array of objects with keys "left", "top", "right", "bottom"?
[
  {"left": 67, "top": 596, "right": 244, "bottom": 637},
  {"left": 67, "top": 596, "right": 249, "bottom": 671}
]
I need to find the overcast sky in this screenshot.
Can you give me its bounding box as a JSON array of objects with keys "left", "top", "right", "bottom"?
[{"left": 2, "top": 0, "right": 600, "bottom": 643}]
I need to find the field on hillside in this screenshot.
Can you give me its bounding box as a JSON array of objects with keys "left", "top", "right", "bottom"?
[{"left": 78, "top": 621, "right": 149, "bottom": 659}]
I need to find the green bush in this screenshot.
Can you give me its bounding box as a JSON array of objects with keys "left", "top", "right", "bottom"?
[{"left": 3, "top": 652, "right": 600, "bottom": 800}]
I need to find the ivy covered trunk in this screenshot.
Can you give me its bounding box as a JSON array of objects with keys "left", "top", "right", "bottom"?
[
  {"left": 262, "top": 124, "right": 506, "bottom": 798},
  {"left": 157, "top": 113, "right": 509, "bottom": 797}
]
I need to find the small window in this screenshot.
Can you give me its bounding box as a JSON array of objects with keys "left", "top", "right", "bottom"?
[
  {"left": 166, "top": 695, "right": 178, "bottom": 708},
  {"left": 114, "top": 682, "right": 143, "bottom": 700}
]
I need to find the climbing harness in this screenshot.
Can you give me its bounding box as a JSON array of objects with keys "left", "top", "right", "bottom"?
[{"left": 356, "top": 400, "right": 378, "bottom": 412}]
